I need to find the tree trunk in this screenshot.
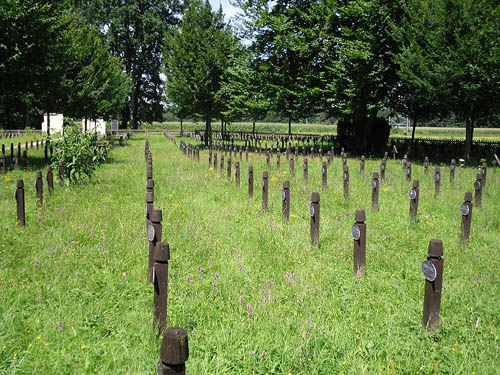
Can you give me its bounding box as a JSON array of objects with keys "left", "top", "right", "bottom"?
[
  {"left": 46, "top": 111, "right": 50, "bottom": 136},
  {"left": 129, "top": 90, "right": 138, "bottom": 129},
  {"left": 204, "top": 118, "right": 212, "bottom": 147},
  {"left": 464, "top": 117, "right": 474, "bottom": 161},
  {"left": 180, "top": 117, "right": 183, "bottom": 136},
  {"left": 288, "top": 116, "right": 291, "bottom": 136},
  {"left": 411, "top": 117, "right": 417, "bottom": 143},
  {"left": 84, "top": 117, "right": 88, "bottom": 132},
  {"left": 252, "top": 120, "right": 256, "bottom": 135}
]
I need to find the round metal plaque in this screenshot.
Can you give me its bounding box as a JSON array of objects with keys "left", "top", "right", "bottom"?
[
  {"left": 433, "top": 174, "right": 440, "bottom": 182},
  {"left": 309, "top": 205, "right": 315, "bottom": 217},
  {"left": 145, "top": 205, "right": 148, "bottom": 216},
  {"left": 351, "top": 225, "right": 361, "bottom": 241},
  {"left": 371, "top": 180, "right": 377, "bottom": 189},
  {"left": 261, "top": 180, "right": 265, "bottom": 189},
  {"left": 303, "top": 164, "right": 307, "bottom": 170},
  {"left": 281, "top": 190, "right": 286, "bottom": 201},
  {"left": 421, "top": 260, "right": 437, "bottom": 282},
  {"left": 343, "top": 173, "right": 348, "bottom": 181},
  {"left": 405, "top": 168, "right": 410, "bottom": 175},
  {"left": 322, "top": 167, "right": 326, "bottom": 175},
  {"left": 460, "top": 204, "right": 470, "bottom": 216},
  {"left": 474, "top": 181, "right": 481, "bottom": 190},
  {"left": 402, "top": 159, "right": 405, "bottom": 165},
  {"left": 450, "top": 164, "right": 455, "bottom": 171},
  {"left": 380, "top": 164, "right": 385, "bottom": 171},
  {"left": 147, "top": 225, "right": 155, "bottom": 242},
  {"left": 408, "top": 189, "right": 417, "bottom": 200}
]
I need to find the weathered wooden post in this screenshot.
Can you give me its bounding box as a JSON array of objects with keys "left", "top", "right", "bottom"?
[
  {"left": 220, "top": 154, "right": 224, "bottom": 176},
  {"left": 58, "top": 160, "right": 64, "bottom": 183},
  {"left": 321, "top": 161, "right": 328, "bottom": 190},
  {"left": 342, "top": 152, "right": 347, "bottom": 166},
  {"left": 371, "top": 172, "right": 379, "bottom": 212},
  {"left": 409, "top": 180, "right": 419, "bottom": 221},
  {"left": 474, "top": 173, "right": 483, "bottom": 208},
  {"left": 424, "top": 157, "right": 429, "bottom": 175},
  {"left": 248, "top": 166, "right": 254, "bottom": 199},
  {"left": 310, "top": 192, "right": 320, "bottom": 246},
  {"left": 245, "top": 147, "right": 249, "bottom": 162},
  {"left": 153, "top": 242, "right": 170, "bottom": 335},
  {"left": 209, "top": 150, "right": 212, "bottom": 167},
  {"left": 22, "top": 150, "right": 28, "bottom": 168},
  {"left": 494, "top": 154, "right": 499, "bottom": 173},
  {"left": 145, "top": 190, "right": 154, "bottom": 234},
  {"left": 481, "top": 162, "right": 487, "bottom": 187},
  {"left": 13, "top": 150, "right": 19, "bottom": 170},
  {"left": 47, "top": 166, "right": 54, "bottom": 194},
  {"left": 380, "top": 159, "right": 386, "bottom": 183},
  {"left": 360, "top": 156, "right": 365, "bottom": 178},
  {"left": 383, "top": 151, "right": 388, "bottom": 161},
  {"left": 327, "top": 151, "right": 331, "bottom": 166},
  {"left": 277, "top": 152, "right": 281, "bottom": 173},
  {"left": 0, "top": 154, "right": 5, "bottom": 175},
  {"left": 148, "top": 209, "right": 162, "bottom": 284},
  {"left": 422, "top": 239, "right": 444, "bottom": 331},
  {"left": 16, "top": 179, "right": 25, "bottom": 226},
  {"left": 392, "top": 145, "right": 397, "bottom": 160},
  {"left": 262, "top": 171, "right": 269, "bottom": 212},
  {"left": 196, "top": 146, "right": 200, "bottom": 163},
  {"left": 227, "top": 157, "right": 231, "bottom": 180},
  {"left": 44, "top": 143, "right": 48, "bottom": 161},
  {"left": 434, "top": 167, "right": 441, "bottom": 196},
  {"left": 214, "top": 152, "right": 217, "bottom": 171},
  {"left": 405, "top": 161, "right": 412, "bottom": 182},
  {"left": 35, "top": 171, "right": 43, "bottom": 207},
  {"left": 235, "top": 161, "right": 240, "bottom": 188},
  {"left": 158, "top": 327, "right": 189, "bottom": 375},
  {"left": 10, "top": 143, "right": 14, "bottom": 159},
  {"left": 352, "top": 209, "right": 366, "bottom": 278},
  {"left": 402, "top": 154, "right": 408, "bottom": 170},
  {"left": 289, "top": 155, "right": 295, "bottom": 177},
  {"left": 282, "top": 180, "right": 290, "bottom": 221},
  {"left": 343, "top": 165, "right": 349, "bottom": 200},
  {"left": 460, "top": 192, "right": 473, "bottom": 241},
  {"left": 449, "top": 159, "right": 456, "bottom": 183},
  {"left": 303, "top": 157, "right": 308, "bottom": 182}
]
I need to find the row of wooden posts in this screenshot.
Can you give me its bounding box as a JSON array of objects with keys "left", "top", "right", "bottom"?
[
  {"left": 174, "top": 135, "right": 497, "bottom": 332},
  {"left": 146, "top": 133, "right": 189, "bottom": 374},
  {"left": 13, "top": 135, "right": 127, "bottom": 226},
  {"left": 1, "top": 140, "right": 55, "bottom": 173}
]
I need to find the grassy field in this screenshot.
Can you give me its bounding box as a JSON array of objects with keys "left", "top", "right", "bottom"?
[
  {"left": 390, "top": 127, "right": 500, "bottom": 141},
  {"left": 0, "top": 134, "right": 499, "bottom": 374}
]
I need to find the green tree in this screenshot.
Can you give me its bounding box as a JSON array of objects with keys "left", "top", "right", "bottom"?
[
  {"left": 238, "top": 0, "right": 323, "bottom": 135},
  {"left": 62, "top": 19, "right": 131, "bottom": 123},
  {"left": 74, "top": 0, "right": 181, "bottom": 128},
  {"left": 0, "top": 0, "right": 67, "bottom": 129},
  {"left": 163, "top": 0, "right": 236, "bottom": 145},
  {"left": 395, "top": 0, "right": 500, "bottom": 160},
  {"left": 320, "top": 0, "right": 403, "bottom": 152},
  {"left": 217, "top": 47, "right": 270, "bottom": 135}
]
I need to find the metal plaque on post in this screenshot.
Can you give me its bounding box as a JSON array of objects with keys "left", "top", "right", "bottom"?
[
  {"left": 309, "top": 205, "right": 315, "bottom": 217},
  {"left": 433, "top": 174, "right": 440, "bottom": 182},
  {"left": 474, "top": 181, "right": 481, "bottom": 190},
  {"left": 380, "top": 164, "right": 385, "bottom": 171},
  {"left": 351, "top": 225, "right": 361, "bottom": 241},
  {"left": 460, "top": 204, "right": 470, "bottom": 216},
  {"left": 147, "top": 225, "right": 155, "bottom": 241},
  {"left": 408, "top": 189, "right": 417, "bottom": 200},
  {"left": 421, "top": 260, "right": 437, "bottom": 282},
  {"left": 371, "top": 180, "right": 376, "bottom": 189},
  {"left": 343, "top": 173, "right": 348, "bottom": 181},
  {"left": 281, "top": 190, "right": 286, "bottom": 201}
]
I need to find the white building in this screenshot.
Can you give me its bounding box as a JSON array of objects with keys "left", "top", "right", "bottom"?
[{"left": 41, "top": 113, "right": 64, "bottom": 135}]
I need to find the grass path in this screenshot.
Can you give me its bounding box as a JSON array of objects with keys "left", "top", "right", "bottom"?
[{"left": 0, "top": 135, "right": 498, "bottom": 374}]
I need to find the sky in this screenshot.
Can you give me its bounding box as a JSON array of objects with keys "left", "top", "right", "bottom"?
[{"left": 209, "top": 0, "right": 241, "bottom": 21}]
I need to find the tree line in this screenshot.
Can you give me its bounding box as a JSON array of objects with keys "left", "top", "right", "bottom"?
[{"left": 1, "top": 0, "right": 498, "bottom": 158}]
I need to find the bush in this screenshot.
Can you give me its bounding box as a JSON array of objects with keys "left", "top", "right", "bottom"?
[{"left": 51, "top": 121, "right": 108, "bottom": 184}]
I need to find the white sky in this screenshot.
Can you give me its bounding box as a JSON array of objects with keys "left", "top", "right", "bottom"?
[{"left": 209, "top": 0, "right": 240, "bottom": 21}]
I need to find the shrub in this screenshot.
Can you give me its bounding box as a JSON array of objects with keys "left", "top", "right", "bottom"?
[{"left": 51, "top": 121, "right": 108, "bottom": 184}]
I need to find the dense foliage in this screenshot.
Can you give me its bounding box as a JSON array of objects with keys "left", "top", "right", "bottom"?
[
  {"left": 51, "top": 121, "right": 108, "bottom": 184},
  {"left": 1, "top": 0, "right": 498, "bottom": 158}
]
